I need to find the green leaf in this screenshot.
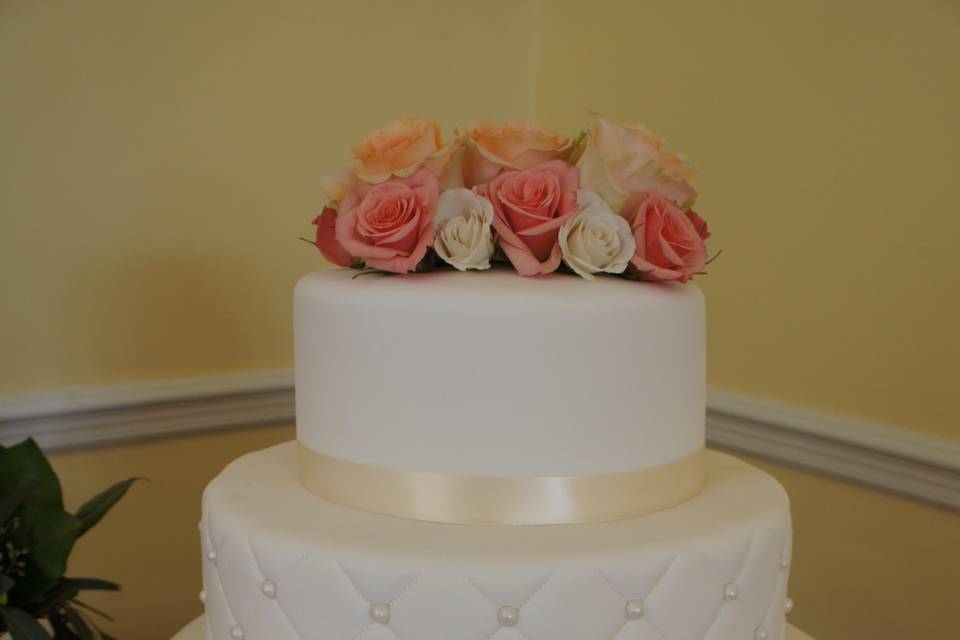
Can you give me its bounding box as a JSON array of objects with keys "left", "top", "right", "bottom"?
[
  {"left": 68, "top": 600, "right": 112, "bottom": 623},
  {"left": 38, "top": 579, "right": 80, "bottom": 608},
  {"left": 60, "top": 605, "right": 94, "bottom": 640},
  {"left": 0, "top": 606, "right": 52, "bottom": 640},
  {"left": 566, "top": 129, "right": 588, "bottom": 165},
  {"left": 0, "top": 439, "right": 63, "bottom": 511},
  {"left": 74, "top": 478, "right": 141, "bottom": 538},
  {"left": 62, "top": 579, "right": 119, "bottom": 593},
  {"left": 45, "top": 610, "right": 80, "bottom": 639},
  {"left": 8, "top": 507, "right": 82, "bottom": 605},
  {"left": 0, "top": 479, "right": 40, "bottom": 524}
]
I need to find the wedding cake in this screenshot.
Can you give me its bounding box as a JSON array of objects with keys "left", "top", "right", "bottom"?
[{"left": 196, "top": 117, "right": 793, "bottom": 640}]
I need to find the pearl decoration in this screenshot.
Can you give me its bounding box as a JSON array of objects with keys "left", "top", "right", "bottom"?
[
  {"left": 625, "top": 599, "right": 645, "bottom": 619},
  {"left": 230, "top": 625, "right": 244, "bottom": 639},
  {"left": 198, "top": 590, "right": 207, "bottom": 604},
  {"left": 261, "top": 579, "right": 277, "bottom": 598},
  {"left": 206, "top": 550, "right": 217, "bottom": 565},
  {"left": 370, "top": 603, "right": 391, "bottom": 624},
  {"left": 497, "top": 605, "right": 520, "bottom": 626},
  {"left": 722, "top": 582, "right": 738, "bottom": 601},
  {"left": 779, "top": 554, "right": 790, "bottom": 570},
  {"left": 754, "top": 626, "right": 768, "bottom": 640},
  {"left": 785, "top": 597, "right": 794, "bottom": 613}
]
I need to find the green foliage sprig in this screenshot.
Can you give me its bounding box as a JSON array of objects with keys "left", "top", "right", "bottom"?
[{"left": 0, "top": 439, "right": 140, "bottom": 639}]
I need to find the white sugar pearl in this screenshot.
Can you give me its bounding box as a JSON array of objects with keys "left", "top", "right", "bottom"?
[
  {"left": 261, "top": 579, "right": 277, "bottom": 598},
  {"left": 370, "top": 602, "right": 391, "bottom": 624},
  {"left": 198, "top": 590, "right": 207, "bottom": 603},
  {"left": 230, "top": 625, "right": 244, "bottom": 639},
  {"left": 723, "top": 582, "right": 738, "bottom": 601},
  {"left": 625, "top": 599, "right": 645, "bottom": 619},
  {"left": 785, "top": 597, "right": 794, "bottom": 613},
  {"left": 497, "top": 605, "right": 519, "bottom": 626},
  {"left": 206, "top": 550, "right": 217, "bottom": 565},
  {"left": 754, "top": 626, "right": 768, "bottom": 640}
]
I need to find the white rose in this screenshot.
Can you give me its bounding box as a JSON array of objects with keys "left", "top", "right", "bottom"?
[
  {"left": 559, "top": 191, "right": 636, "bottom": 280},
  {"left": 433, "top": 188, "right": 495, "bottom": 271},
  {"left": 576, "top": 115, "right": 697, "bottom": 212}
]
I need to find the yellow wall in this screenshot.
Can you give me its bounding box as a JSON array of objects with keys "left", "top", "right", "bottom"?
[
  {"left": 0, "top": 0, "right": 538, "bottom": 393},
  {"left": 3, "top": 1, "right": 960, "bottom": 639},
  {"left": 535, "top": 0, "right": 960, "bottom": 441}
]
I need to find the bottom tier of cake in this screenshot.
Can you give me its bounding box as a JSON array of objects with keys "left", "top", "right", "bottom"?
[{"left": 199, "top": 443, "right": 793, "bottom": 640}]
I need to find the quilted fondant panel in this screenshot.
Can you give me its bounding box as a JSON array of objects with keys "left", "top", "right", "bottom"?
[{"left": 199, "top": 443, "right": 793, "bottom": 640}]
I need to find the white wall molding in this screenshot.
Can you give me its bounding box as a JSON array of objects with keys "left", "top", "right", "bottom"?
[
  {"left": 1, "top": 373, "right": 957, "bottom": 510},
  {"left": 705, "top": 389, "right": 960, "bottom": 511},
  {"left": 0, "top": 371, "right": 294, "bottom": 451}
]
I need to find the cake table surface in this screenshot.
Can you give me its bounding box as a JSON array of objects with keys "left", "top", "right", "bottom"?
[{"left": 171, "top": 615, "right": 815, "bottom": 639}]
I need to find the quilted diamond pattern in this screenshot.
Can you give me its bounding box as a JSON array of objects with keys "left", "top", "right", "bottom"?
[
  {"left": 198, "top": 447, "right": 793, "bottom": 640},
  {"left": 201, "top": 529, "right": 790, "bottom": 640}
]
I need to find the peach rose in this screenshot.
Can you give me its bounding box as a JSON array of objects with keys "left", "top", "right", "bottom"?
[
  {"left": 623, "top": 191, "right": 707, "bottom": 283},
  {"left": 480, "top": 159, "right": 579, "bottom": 276},
  {"left": 459, "top": 122, "right": 571, "bottom": 187},
  {"left": 577, "top": 115, "right": 697, "bottom": 212},
  {"left": 353, "top": 117, "right": 449, "bottom": 183},
  {"left": 334, "top": 168, "right": 439, "bottom": 273}
]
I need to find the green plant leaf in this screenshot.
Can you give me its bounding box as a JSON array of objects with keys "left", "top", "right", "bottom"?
[
  {"left": 38, "top": 579, "right": 80, "bottom": 609},
  {"left": 0, "top": 440, "right": 63, "bottom": 511},
  {"left": 62, "top": 579, "right": 119, "bottom": 593},
  {"left": 68, "top": 600, "right": 112, "bottom": 623},
  {"left": 7, "top": 507, "right": 82, "bottom": 605},
  {"left": 0, "top": 606, "right": 52, "bottom": 639},
  {"left": 60, "top": 605, "right": 93, "bottom": 640},
  {"left": 0, "top": 479, "right": 40, "bottom": 525},
  {"left": 74, "top": 478, "right": 141, "bottom": 538}
]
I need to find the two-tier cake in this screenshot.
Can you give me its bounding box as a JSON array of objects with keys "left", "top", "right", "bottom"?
[{"left": 196, "top": 116, "right": 793, "bottom": 640}]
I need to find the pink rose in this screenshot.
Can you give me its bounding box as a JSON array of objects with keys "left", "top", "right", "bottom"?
[
  {"left": 353, "top": 117, "right": 450, "bottom": 183},
  {"left": 459, "top": 122, "right": 571, "bottom": 187},
  {"left": 481, "top": 159, "right": 579, "bottom": 276},
  {"left": 686, "top": 209, "right": 711, "bottom": 241},
  {"left": 623, "top": 191, "right": 707, "bottom": 283},
  {"left": 313, "top": 206, "right": 353, "bottom": 267},
  {"left": 334, "top": 168, "right": 439, "bottom": 273}
]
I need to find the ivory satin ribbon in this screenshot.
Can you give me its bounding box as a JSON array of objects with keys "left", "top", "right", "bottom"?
[{"left": 298, "top": 445, "right": 706, "bottom": 525}]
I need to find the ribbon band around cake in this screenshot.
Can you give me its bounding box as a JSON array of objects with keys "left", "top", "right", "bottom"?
[{"left": 298, "top": 445, "right": 706, "bottom": 525}]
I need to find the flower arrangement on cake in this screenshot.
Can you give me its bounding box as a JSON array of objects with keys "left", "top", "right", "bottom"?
[{"left": 310, "top": 116, "right": 713, "bottom": 282}]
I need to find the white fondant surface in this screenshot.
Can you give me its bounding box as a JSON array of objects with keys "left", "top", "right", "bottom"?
[
  {"left": 294, "top": 268, "right": 706, "bottom": 476},
  {"left": 200, "top": 443, "right": 792, "bottom": 640},
  {"left": 171, "top": 616, "right": 815, "bottom": 640}
]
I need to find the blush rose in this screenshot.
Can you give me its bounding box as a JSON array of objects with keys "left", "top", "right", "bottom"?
[
  {"left": 322, "top": 168, "right": 439, "bottom": 273},
  {"left": 479, "top": 159, "right": 579, "bottom": 276},
  {"left": 623, "top": 191, "right": 708, "bottom": 283},
  {"left": 577, "top": 115, "right": 697, "bottom": 212}
]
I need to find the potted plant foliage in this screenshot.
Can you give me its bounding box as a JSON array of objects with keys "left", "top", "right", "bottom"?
[{"left": 0, "top": 438, "right": 138, "bottom": 639}]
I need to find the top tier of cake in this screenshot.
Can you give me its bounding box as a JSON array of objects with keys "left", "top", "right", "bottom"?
[{"left": 294, "top": 268, "right": 705, "bottom": 478}]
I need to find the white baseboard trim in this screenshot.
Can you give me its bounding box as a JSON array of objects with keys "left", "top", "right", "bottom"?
[{"left": 1, "top": 372, "right": 957, "bottom": 510}]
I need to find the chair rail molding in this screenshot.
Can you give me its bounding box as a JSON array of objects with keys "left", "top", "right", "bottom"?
[{"left": 1, "top": 372, "right": 958, "bottom": 510}]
